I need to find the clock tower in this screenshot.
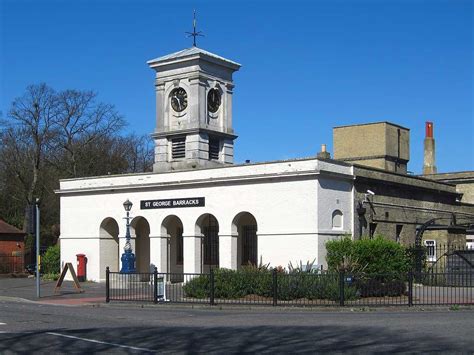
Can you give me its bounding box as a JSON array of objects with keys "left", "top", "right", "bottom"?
[{"left": 147, "top": 47, "right": 241, "bottom": 172}]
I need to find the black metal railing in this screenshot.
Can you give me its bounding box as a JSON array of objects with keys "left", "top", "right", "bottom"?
[
  {"left": 106, "top": 267, "right": 473, "bottom": 307},
  {"left": 106, "top": 267, "right": 211, "bottom": 304},
  {"left": 410, "top": 243, "right": 474, "bottom": 273},
  {"left": 0, "top": 255, "right": 24, "bottom": 274}
]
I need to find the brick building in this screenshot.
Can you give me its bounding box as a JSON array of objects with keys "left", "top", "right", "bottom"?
[
  {"left": 0, "top": 219, "right": 25, "bottom": 273},
  {"left": 332, "top": 121, "right": 474, "bottom": 245}
]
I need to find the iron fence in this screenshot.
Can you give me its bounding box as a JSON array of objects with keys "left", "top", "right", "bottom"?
[
  {"left": 106, "top": 267, "right": 473, "bottom": 307},
  {"left": 106, "top": 267, "right": 211, "bottom": 304},
  {"left": 411, "top": 243, "right": 473, "bottom": 273},
  {"left": 0, "top": 255, "right": 24, "bottom": 274}
]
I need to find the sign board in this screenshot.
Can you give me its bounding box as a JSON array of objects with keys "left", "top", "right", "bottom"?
[
  {"left": 157, "top": 276, "right": 165, "bottom": 300},
  {"left": 55, "top": 263, "right": 84, "bottom": 293},
  {"left": 141, "top": 197, "right": 205, "bottom": 210}
]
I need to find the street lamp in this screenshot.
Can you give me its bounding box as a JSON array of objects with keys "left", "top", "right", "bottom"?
[{"left": 120, "top": 199, "right": 136, "bottom": 273}]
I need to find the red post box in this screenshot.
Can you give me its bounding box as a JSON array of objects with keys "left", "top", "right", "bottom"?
[{"left": 76, "top": 254, "right": 87, "bottom": 282}]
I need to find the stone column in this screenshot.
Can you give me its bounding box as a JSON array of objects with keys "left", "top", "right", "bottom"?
[
  {"left": 154, "top": 238, "right": 170, "bottom": 273},
  {"left": 149, "top": 235, "right": 168, "bottom": 273},
  {"left": 183, "top": 235, "right": 202, "bottom": 274},
  {"left": 219, "top": 234, "right": 238, "bottom": 270}
]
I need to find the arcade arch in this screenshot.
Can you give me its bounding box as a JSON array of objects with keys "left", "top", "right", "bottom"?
[
  {"left": 99, "top": 217, "right": 119, "bottom": 280},
  {"left": 232, "top": 212, "right": 258, "bottom": 268},
  {"left": 161, "top": 215, "right": 184, "bottom": 281},
  {"left": 131, "top": 216, "right": 150, "bottom": 273},
  {"left": 196, "top": 214, "right": 219, "bottom": 272}
]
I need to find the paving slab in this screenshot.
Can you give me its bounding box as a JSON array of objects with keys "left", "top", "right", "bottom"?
[{"left": 0, "top": 277, "right": 105, "bottom": 304}]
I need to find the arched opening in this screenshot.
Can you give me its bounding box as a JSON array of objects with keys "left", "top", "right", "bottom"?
[
  {"left": 196, "top": 214, "right": 219, "bottom": 272},
  {"left": 161, "top": 215, "right": 184, "bottom": 282},
  {"left": 99, "top": 217, "right": 119, "bottom": 280},
  {"left": 131, "top": 217, "right": 150, "bottom": 273},
  {"left": 232, "top": 212, "right": 258, "bottom": 268},
  {"left": 332, "top": 210, "right": 343, "bottom": 230}
]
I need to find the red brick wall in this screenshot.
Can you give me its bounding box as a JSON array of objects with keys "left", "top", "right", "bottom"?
[
  {"left": 0, "top": 240, "right": 24, "bottom": 256},
  {"left": 0, "top": 239, "right": 24, "bottom": 273}
]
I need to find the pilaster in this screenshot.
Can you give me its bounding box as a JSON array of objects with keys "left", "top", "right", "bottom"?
[
  {"left": 183, "top": 235, "right": 202, "bottom": 274},
  {"left": 219, "top": 234, "right": 238, "bottom": 270}
]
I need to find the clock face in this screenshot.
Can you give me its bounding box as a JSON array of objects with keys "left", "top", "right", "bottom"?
[
  {"left": 170, "top": 88, "right": 188, "bottom": 112},
  {"left": 207, "top": 89, "right": 221, "bottom": 113}
]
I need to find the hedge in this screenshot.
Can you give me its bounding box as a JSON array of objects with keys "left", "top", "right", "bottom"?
[
  {"left": 183, "top": 267, "right": 358, "bottom": 301},
  {"left": 326, "top": 236, "right": 410, "bottom": 274},
  {"left": 41, "top": 245, "right": 60, "bottom": 275},
  {"left": 326, "top": 236, "right": 410, "bottom": 297}
]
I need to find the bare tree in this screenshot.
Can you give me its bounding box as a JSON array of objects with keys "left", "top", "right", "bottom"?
[
  {"left": 50, "top": 89, "right": 126, "bottom": 177},
  {"left": 5, "top": 84, "right": 59, "bottom": 230},
  {"left": 122, "top": 134, "right": 154, "bottom": 173},
  {"left": 0, "top": 83, "right": 152, "bottom": 239}
]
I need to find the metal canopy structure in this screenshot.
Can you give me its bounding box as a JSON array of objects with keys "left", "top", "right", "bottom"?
[{"left": 414, "top": 214, "right": 474, "bottom": 247}]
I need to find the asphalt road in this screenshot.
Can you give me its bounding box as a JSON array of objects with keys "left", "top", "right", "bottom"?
[{"left": 0, "top": 300, "right": 473, "bottom": 354}]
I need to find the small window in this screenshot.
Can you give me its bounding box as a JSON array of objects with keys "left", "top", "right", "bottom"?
[
  {"left": 424, "top": 240, "right": 436, "bottom": 262},
  {"left": 369, "top": 223, "right": 377, "bottom": 239},
  {"left": 171, "top": 137, "right": 186, "bottom": 159},
  {"left": 396, "top": 225, "right": 403, "bottom": 243},
  {"left": 209, "top": 138, "right": 220, "bottom": 160},
  {"left": 332, "top": 210, "right": 343, "bottom": 229}
]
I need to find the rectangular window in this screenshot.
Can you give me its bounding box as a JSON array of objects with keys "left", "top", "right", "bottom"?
[
  {"left": 203, "top": 225, "right": 219, "bottom": 266},
  {"left": 424, "top": 240, "right": 436, "bottom": 262},
  {"left": 209, "top": 138, "right": 220, "bottom": 160},
  {"left": 176, "top": 228, "right": 183, "bottom": 265},
  {"left": 369, "top": 223, "right": 377, "bottom": 239},
  {"left": 171, "top": 137, "right": 186, "bottom": 159},
  {"left": 242, "top": 225, "right": 258, "bottom": 266},
  {"left": 396, "top": 225, "right": 403, "bottom": 243}
]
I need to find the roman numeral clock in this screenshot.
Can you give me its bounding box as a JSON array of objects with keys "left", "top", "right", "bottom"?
[{"left": 147, "top": 47, "right": 241, "bottom": 172}]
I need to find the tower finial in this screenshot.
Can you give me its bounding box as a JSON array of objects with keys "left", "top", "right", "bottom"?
[{"left": 185, "top": 10, "right": 204, "bottom": 47}]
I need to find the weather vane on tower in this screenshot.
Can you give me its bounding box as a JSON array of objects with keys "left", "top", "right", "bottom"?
[{"left": 186, "top": 10, "right": 204, "bottom": 47}]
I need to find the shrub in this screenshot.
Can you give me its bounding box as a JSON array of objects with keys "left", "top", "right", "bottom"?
[
  {"left": 41, "top": 245, "right": 60, "bottom": 275},
  {"left": 355, "top": 275, "right": 406, "bottom": 297},
  {"left": 326, "top": 236, "right": 410, "bottom": 297},
  {"left": 183, "top": 266, "right": 360, "bottom": 302},
  {"left": 326, "top": 236, "right": 410, "bottom": 274},
  {"left": 42, "top": 272, "right": 60, "bottom": 281},
  {"left": 183, "top": 274, "right": 210, "bottom": 299}
]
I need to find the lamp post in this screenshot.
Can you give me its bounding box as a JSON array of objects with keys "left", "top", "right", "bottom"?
[{"left": 120, "top": 199, "right": 136, "bottom": 273}]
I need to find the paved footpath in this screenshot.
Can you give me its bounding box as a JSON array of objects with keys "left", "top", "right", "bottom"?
[{"left": 0, "top": 277, "right": 105, "bottom": 305}]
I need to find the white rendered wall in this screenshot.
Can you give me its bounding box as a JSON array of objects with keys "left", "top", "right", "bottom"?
[
  {"left": 59, "top": 158, "right": 353, "bottom": 281},
  {"left": 316, "top": 175, "right": 353, "bottom": 268}
]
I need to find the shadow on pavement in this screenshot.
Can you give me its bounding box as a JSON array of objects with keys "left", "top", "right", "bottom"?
[{"left": 0, "top": 324, "right": 469, "bottom": 353}]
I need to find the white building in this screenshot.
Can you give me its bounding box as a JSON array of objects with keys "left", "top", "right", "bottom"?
[{"left": 58, "top": 47, "right": 354, "bottom": 282}]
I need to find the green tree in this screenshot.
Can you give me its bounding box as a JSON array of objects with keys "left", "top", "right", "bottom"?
[{"left": 41, "top": 245, "right": 60, "bottom": 274}]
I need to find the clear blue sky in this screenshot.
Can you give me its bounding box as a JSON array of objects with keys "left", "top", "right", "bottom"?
[{"left": 1, "top": 0, "right": 472, "bottom": 173}]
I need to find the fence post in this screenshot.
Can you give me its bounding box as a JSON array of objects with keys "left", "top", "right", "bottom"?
[
  {"left": 210, "top": 268, "right": 215, "bottom": 306},
  {"left": 408, "top": 270, "right": 413, "bottom": 307},
  {"left": 153, "top": 267, "right": 158, "bottom": 304},
  {"left": 339, "top": 271, "right": 345, "bottom": 307},
  {"left": 272, "top": 268, "right": 278, "bottom": 307},
  {"left": 105, "top": 267, "right": 110, "bottom": 303}
]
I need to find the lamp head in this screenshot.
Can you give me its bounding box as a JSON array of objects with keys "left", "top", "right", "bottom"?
[{"left": 123, "top": 199, "right": 133, "bottom": 212}]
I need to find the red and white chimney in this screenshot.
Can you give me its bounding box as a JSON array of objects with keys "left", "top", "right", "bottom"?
[{"left": 423, "top": 121, "right": 437, "bottom": 175}]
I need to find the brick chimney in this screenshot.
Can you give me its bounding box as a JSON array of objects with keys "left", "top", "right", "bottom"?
[
  {"left": 317, "top": 144, "right": 331, "bottom": 159},
  {"left": 423, "top": 121, "right": 437, "bottom": 175}
]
